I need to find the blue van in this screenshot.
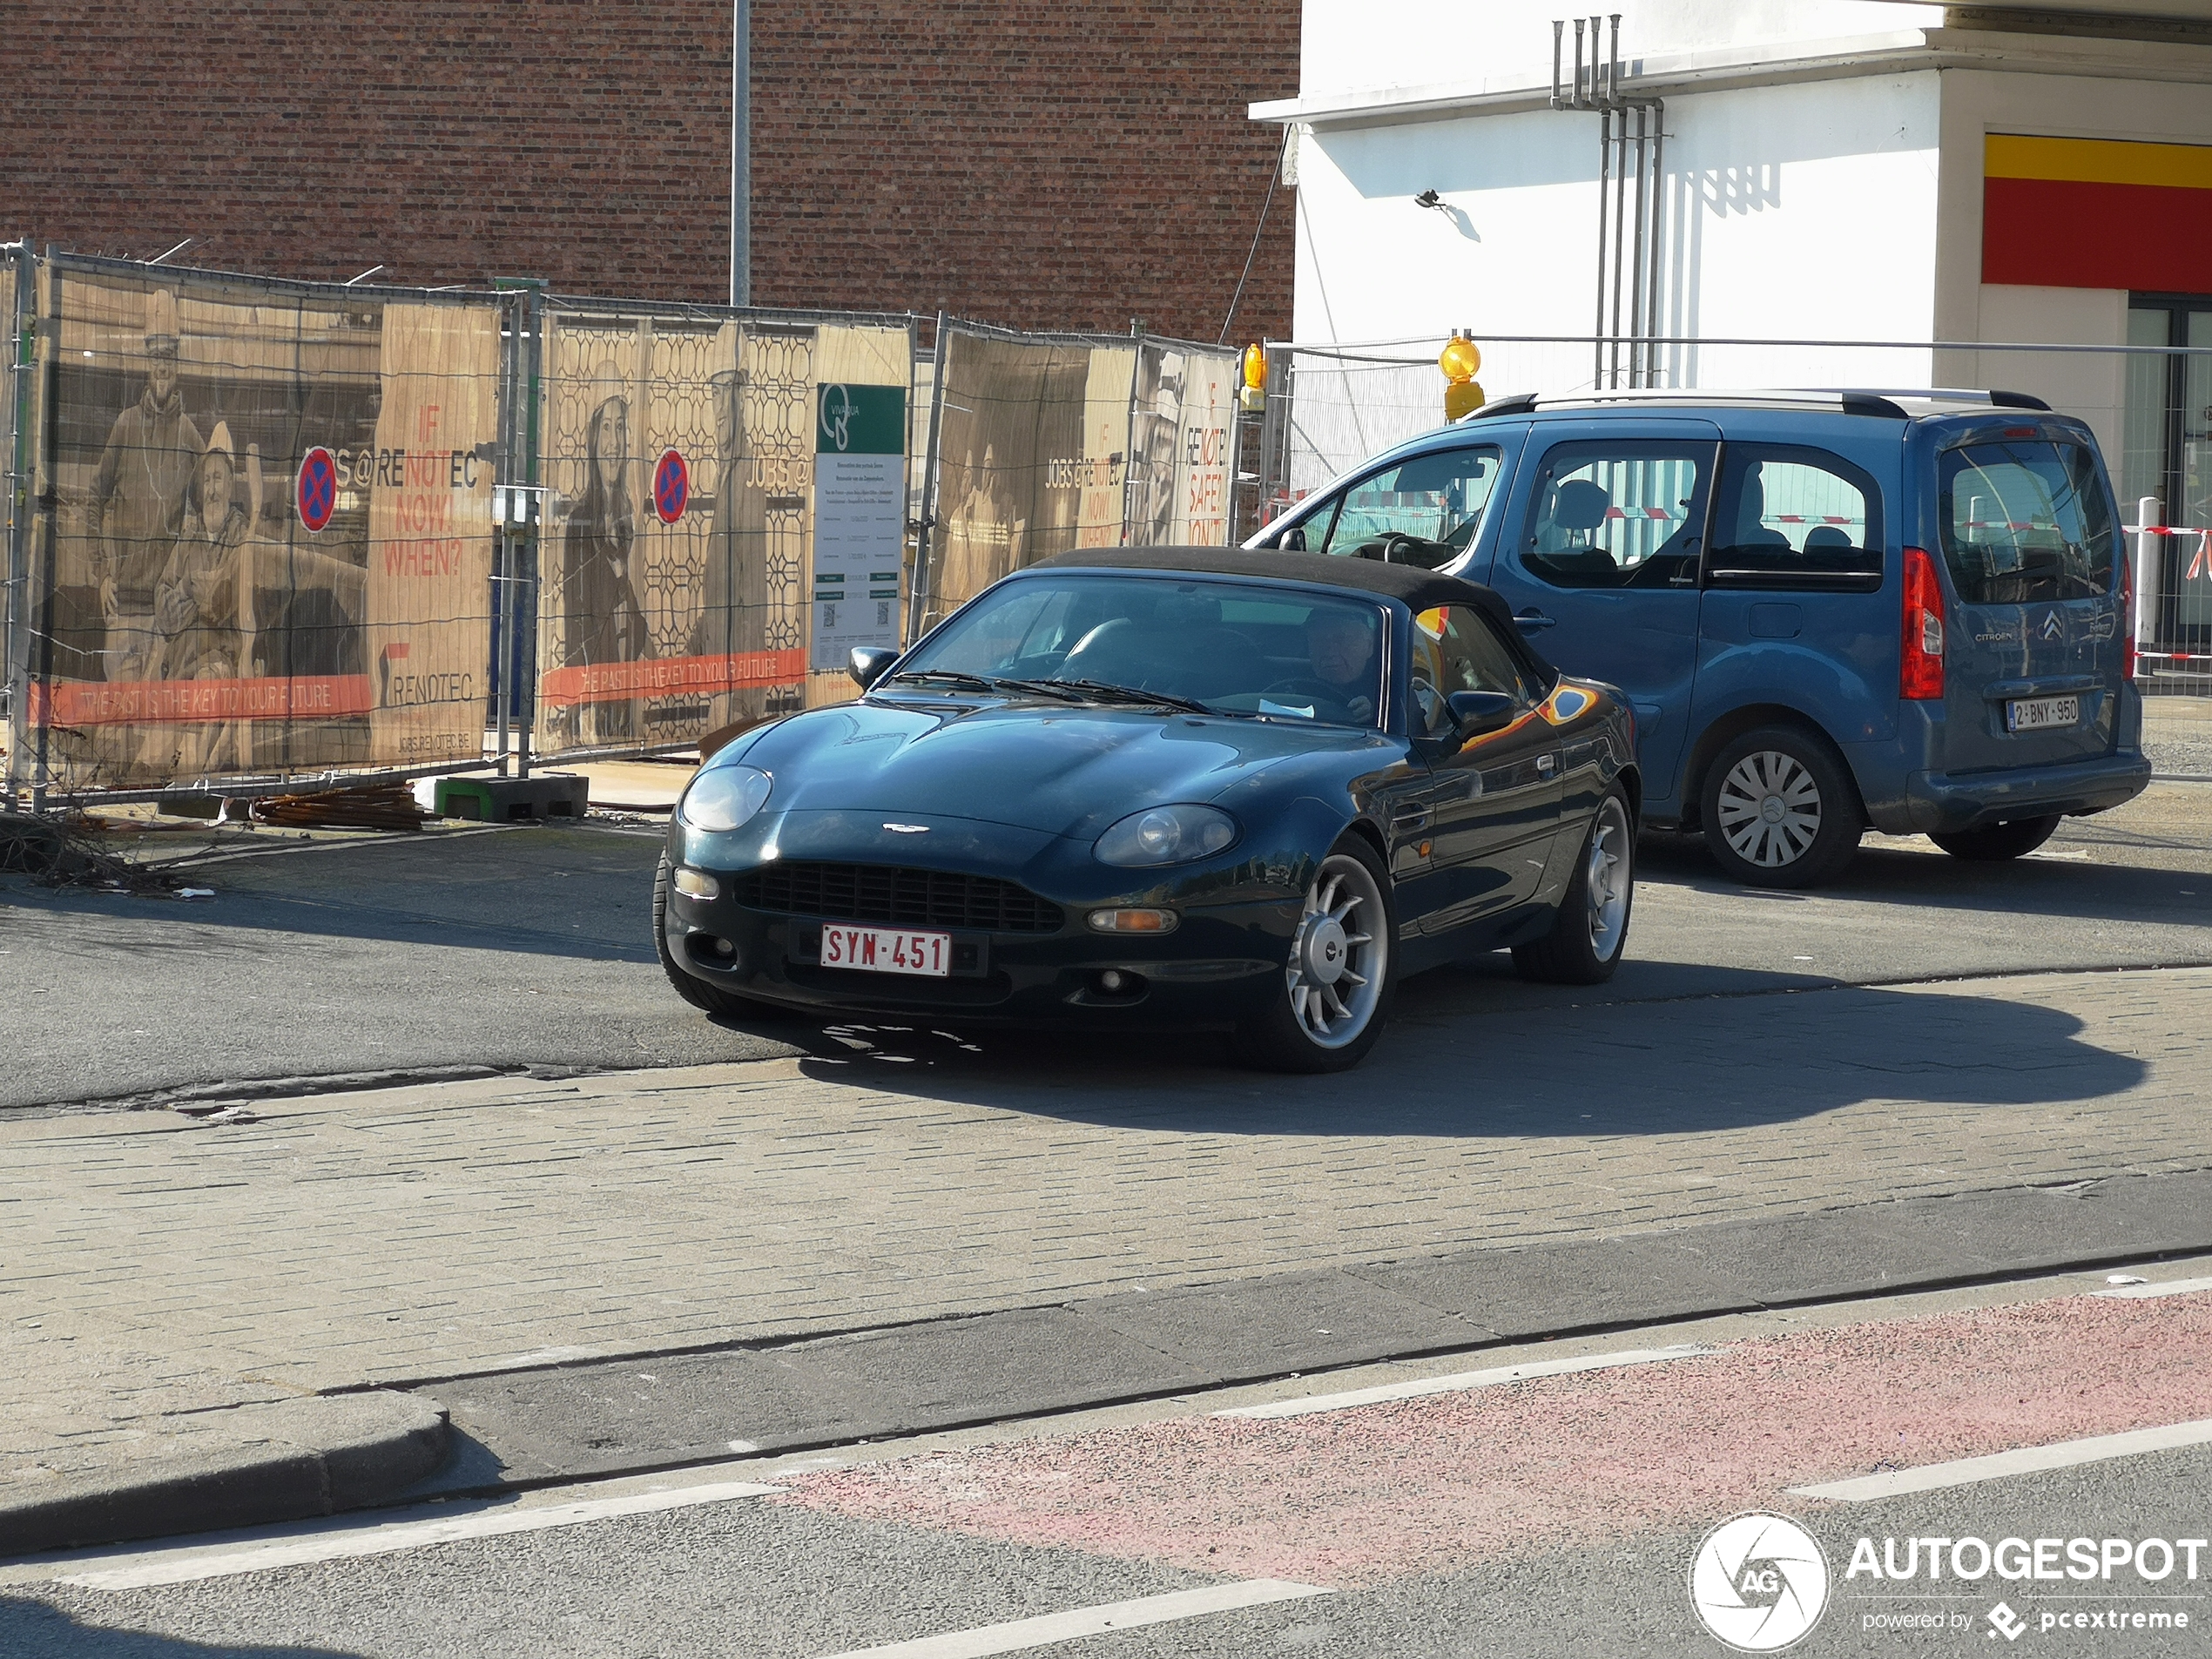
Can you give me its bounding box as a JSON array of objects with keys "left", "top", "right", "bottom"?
[{"left": 1245, "top": 390, "right": 2148, "bottom": 887}]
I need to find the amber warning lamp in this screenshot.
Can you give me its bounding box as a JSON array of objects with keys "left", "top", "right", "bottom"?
[
  {"left": 1239, "top": 343, "right": 1268, "bottom": 413},
  {"left": 1440, "top": 334, "right": 1485, "bottom": 421}
]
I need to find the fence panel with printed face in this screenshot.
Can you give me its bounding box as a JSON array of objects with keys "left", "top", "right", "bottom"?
[
  {"left": 918, "top": 325, "right": 1238, "bottom": 631},
  {"left": 531, "top": 300, "right": 913, "bottom": 759},
  {"left": 17, "top": 255, "right": 501, "bottom": 793}
]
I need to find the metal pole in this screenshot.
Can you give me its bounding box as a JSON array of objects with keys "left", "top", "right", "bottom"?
[
  {"left": 1572, "top": 19, "right": 1585, "bottom": 108},
  {"left": 1594, "top": 110, "right": 1609, "bottom": 388},
  {"left": 908, "top": 311, "right": 949, "bottom": 644},
  {"left": 3, "top": 245, "right": 28, "bottom": 809},
  {"left": 517, "top": 284, "right": 543, "bottom": 778},
  {"left": 1647, "top": 99, "right": 1665, "bottom": 388},
  {"left": 30, "top": 250, "right": 57, "bottom": 812},
  {"left": 492, "top": 295, "right": 516, "bottom": 775},
  {"left": 1629, "top": 104, "right": 1649, "bottom": 388},
  {"left": 1550, "top": 19, "right": 1565, "bottom": 107},
  {"left": 730, "top": 0, "right": 751, "bottom": 307}
]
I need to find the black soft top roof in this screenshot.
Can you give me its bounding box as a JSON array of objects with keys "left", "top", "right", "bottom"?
[{"left": 1032, "top": 544, "right": 1515, "bottom": 627}]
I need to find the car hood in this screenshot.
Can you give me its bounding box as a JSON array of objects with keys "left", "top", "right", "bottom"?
[{"left": 733, "top": 695, "right": 1389, "bottom": 838}]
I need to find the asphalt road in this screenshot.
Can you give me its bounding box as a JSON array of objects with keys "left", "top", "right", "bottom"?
[
  {"left": 5, "top": 788, "right": 2210, "bottom": 1113},
  {"left": 8, "top": 1271, "right": 2209, "bottom": 1658}
]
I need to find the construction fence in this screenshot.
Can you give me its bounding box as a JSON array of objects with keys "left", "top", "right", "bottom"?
[
  {"left": 0, "top": 247, "right": 1241, "bottom": 805},
  {"left": 1246, "top": 329, "right": 2212, "bottom": 695}
]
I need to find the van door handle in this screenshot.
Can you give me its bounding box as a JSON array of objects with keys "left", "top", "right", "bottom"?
[
  {"left": 1514, "top": 609, "right": 1557, "bottom": 632},
  {"left": 1536, "top": 753, "right": 1556, "bottom": 775}
]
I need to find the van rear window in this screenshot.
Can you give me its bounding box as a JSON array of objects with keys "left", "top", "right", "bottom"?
[{"left": 1936, "top": 440, "right": 2115, "bottom": 604}]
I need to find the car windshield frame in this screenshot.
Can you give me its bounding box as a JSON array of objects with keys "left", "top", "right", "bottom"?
[{"left": 886, "top": 571, "right": 1395, "bottom": 732}]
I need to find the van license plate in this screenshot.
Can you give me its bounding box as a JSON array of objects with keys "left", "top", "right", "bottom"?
[
  {"left": 2006, "top": 695, "right": 2080, "bottom": 732},
  {"left": 819, "top": 925, "right": 951, "bottom": 978}
]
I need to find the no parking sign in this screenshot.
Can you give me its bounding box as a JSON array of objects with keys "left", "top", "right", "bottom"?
[
  {"left": 297, "top": 446, "right": 337, "bottom": 532},
  {"left": 652, "top": 448, "right": 689, "bottom": 524}
]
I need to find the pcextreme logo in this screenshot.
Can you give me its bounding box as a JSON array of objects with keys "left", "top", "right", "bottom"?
[{"left": 1690, "top": 1513, "right": 1831, "bottom": 1652}]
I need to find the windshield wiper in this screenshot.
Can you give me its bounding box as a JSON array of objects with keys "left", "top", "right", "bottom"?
[
  {"left": 882, "top": 670, "right": 1088, "bottom": 703},
  {"left": 1049, "top": 678, "right": 1212, "bottom": 715}
]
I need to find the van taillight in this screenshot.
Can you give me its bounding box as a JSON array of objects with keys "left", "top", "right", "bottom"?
[{"left": 1901, "top": 547, "right": 1946, "bottom": 700}]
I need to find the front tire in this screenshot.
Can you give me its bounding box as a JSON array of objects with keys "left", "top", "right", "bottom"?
[
  {"left": 1234, "top": 835, "right": 1397, "bottom": 1073},
  {"left": 1514, "top": 789, "right": 1635, "bottom": 985},
  {"left": 1930, "top": 814, "right": 2061, "bottom": 861},
  {"left": 1700, "top": 725, "right": 1863, "bottom": 889},
  {"left": 654, "top": 855, "right": 772, "bottom": 1020}
]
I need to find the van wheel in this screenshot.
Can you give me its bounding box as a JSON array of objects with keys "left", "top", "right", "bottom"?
[
  {"left": 1700, "top": 726, "right": 1863, "bottom": 889},
  {"left": 1930, "top": 815, "right": 2060, "bottom": 861}
]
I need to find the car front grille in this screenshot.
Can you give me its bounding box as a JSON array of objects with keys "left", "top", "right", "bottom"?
[{"left": 732, "top": 862, "right": 1065, "bottom": 934}]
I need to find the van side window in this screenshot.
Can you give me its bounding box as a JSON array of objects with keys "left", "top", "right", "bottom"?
[
  {"left": 1708, "top": 447, "right": 1884, "bottom": 592},
  {"left": 1321, "top": 447, "right": 1502, "bottom": 562},
  {"left": 1520, "top": 443, "right": 1711, "bottom": 590}
]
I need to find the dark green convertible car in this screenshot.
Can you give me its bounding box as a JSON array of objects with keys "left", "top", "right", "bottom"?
[{"left": 657, "top": 547, "right": 1639, "bottom": 1071}]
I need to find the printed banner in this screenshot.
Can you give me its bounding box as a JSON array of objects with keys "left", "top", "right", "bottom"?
[
  {"left": 811, "top": 382, "right": 907, "bottom": 671},
  {"left": 29, "top": 261, "right": 498, "bottom": 790},
  {"left": 1125, "top": 341, "right": 1237, "bottom": 548}
]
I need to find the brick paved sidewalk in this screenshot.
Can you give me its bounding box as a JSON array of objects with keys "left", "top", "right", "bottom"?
[{"left": 4, "top": 966, "right": 2209, "bottom": 1505}]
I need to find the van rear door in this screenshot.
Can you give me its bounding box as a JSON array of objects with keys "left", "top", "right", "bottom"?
[{"left": 1928, "top": 427, "right": 2127, "bottom": 775}]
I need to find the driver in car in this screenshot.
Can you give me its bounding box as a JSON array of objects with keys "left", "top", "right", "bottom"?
[{"left": 1306, "top": 610, "right": 1378, "bottom": 723}]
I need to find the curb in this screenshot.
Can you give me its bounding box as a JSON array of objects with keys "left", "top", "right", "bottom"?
[{"left": 0, "top": 1392, "right": 448, "bottom": 1558}]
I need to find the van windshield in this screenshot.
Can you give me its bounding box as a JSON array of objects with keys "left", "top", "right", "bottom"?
[{"left": 1936, "top": 440, "right": 2116, "bottom": 605}]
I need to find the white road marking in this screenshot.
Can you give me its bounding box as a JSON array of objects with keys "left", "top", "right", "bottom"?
[
  {"left": 1789, "top": 1419, "right": 2212, "bottom": 1502},
  {"left": 2096, "top": 1275, "right": 2212, "bottom": 1299},
  {"left": 1212, "top": 1345, "right": 1716, "bottom": 1420},
  {"left": 812, "top": 1581, "right": 1331, "bottom": 1658},
  {"left": 60, "top": 1480, "right": 786, "bottom": 1590}
]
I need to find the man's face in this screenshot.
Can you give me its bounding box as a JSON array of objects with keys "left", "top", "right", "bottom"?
[
  {"left": 147, "top": 347, "right": 178, "bottom": 404},
  {"left": 1309, "top": 614, "right": 1374, "bottom": 687},
  {"left": 199, "top": 452, "right": 233, "bottom": 522}
]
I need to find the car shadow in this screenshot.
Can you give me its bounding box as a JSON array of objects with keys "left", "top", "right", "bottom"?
[
  {"left": 754, "top": 967, "right": 2148, "bottom": 1140},
  {"left": 0, "top": 1599, "right": 363, "bottom": 1658},
  {"left": 1635, "top": 828, "right": 2212, "bottom": 927}
]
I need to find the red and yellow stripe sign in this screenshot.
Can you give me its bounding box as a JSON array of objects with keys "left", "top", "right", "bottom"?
[{"left": 1984, "top": 134, "right": 2212, "bottom": 292}]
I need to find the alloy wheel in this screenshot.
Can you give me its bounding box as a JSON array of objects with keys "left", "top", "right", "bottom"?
[
  {"left": 1584, "top": 794, "right": 1633, "bottom": 961},
  {"left": 1285, "top": 852, "right": 1388, "bottom": 1049},
  {"left": 1715, "top": 749, "right": 1823, "bottom": 869}
]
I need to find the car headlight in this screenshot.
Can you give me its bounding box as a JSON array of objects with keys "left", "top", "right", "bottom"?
[
  {"left": 678, "top": 765, "right": 772, "bottom": 833},
  {"left": 1094, "top": 804, "right": 1239, "bottom": 867}
]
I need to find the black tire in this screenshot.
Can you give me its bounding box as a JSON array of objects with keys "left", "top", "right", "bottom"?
[
  {"left": 1699, "top": 725, "right": 1863, "bottom": 889},
  {"left": 1514, "top": 788, "right": 1635, "bottom": 985},
  {"left": 1930, "top": 815, "right": 2061, "bottom": 861},
  {"left": 654, "top": 855, "right": 771, "bottom": 1020},
  {"left": 1233, "top": 833, "right": 1398, "bottom": 1074}
]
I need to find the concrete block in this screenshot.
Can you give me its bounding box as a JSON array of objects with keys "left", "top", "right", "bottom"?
[{"left": 434, "top": 773, "right": 590, "bottom": 822}]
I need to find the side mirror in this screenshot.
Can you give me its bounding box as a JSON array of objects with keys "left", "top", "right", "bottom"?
[
  {"left": 849, "top": 646, "right": 900, "bottom": 691},
  {"left": 1279, "top": 525, "right": 1307, "bottom": 551},
  {"left": 1446, "top": 689, "right": 1518, "bottom": 738}
]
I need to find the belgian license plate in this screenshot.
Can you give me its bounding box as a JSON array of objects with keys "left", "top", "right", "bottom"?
[
  {"left": 819, "top": 925, "right": 951, "bottom": 978},
  {"left": 2006, "top": 695, "right": 2080, "bottom": 732}
]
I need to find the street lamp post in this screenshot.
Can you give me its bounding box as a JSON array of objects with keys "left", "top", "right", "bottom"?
[{"left": 731, "top": 0, "right": 750, "bottom": 307}]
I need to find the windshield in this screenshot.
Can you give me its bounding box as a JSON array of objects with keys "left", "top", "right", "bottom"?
[
  {"left": 1937, "top": 439, "right": 2116, "bottom": 605},
  {"left": 892, "top": 574, "right": 1389, "bottom": 728}
]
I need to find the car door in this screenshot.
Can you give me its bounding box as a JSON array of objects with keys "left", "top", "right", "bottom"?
[
  {"left": 1479, "top": 421, "right": 1720, "bottom": 801},
  {"left": 1398, "top": 601, "right": 1562, "bottom": 936}
]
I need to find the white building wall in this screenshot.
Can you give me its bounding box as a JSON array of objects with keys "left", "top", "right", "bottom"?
[{"left": 1289, "top": 71, "right": 1943, "bottom": 397}]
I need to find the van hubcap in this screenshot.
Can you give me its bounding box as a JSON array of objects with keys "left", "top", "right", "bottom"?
[{"left": 1716, "top": 751, "right": 1822, "bottom": 867}]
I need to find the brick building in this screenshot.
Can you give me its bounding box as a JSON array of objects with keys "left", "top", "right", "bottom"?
[{"left": 0, "top": 0, "right": 1298, "bottom": 343}]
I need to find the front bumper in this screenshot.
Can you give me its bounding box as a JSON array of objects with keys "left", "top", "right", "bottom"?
[
  {"left": 1892, "top": 752, "right": 2151, "bottom": 835},
  {"left": 661, "top": 810, "right": 1305, "bottom": 1029}
]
